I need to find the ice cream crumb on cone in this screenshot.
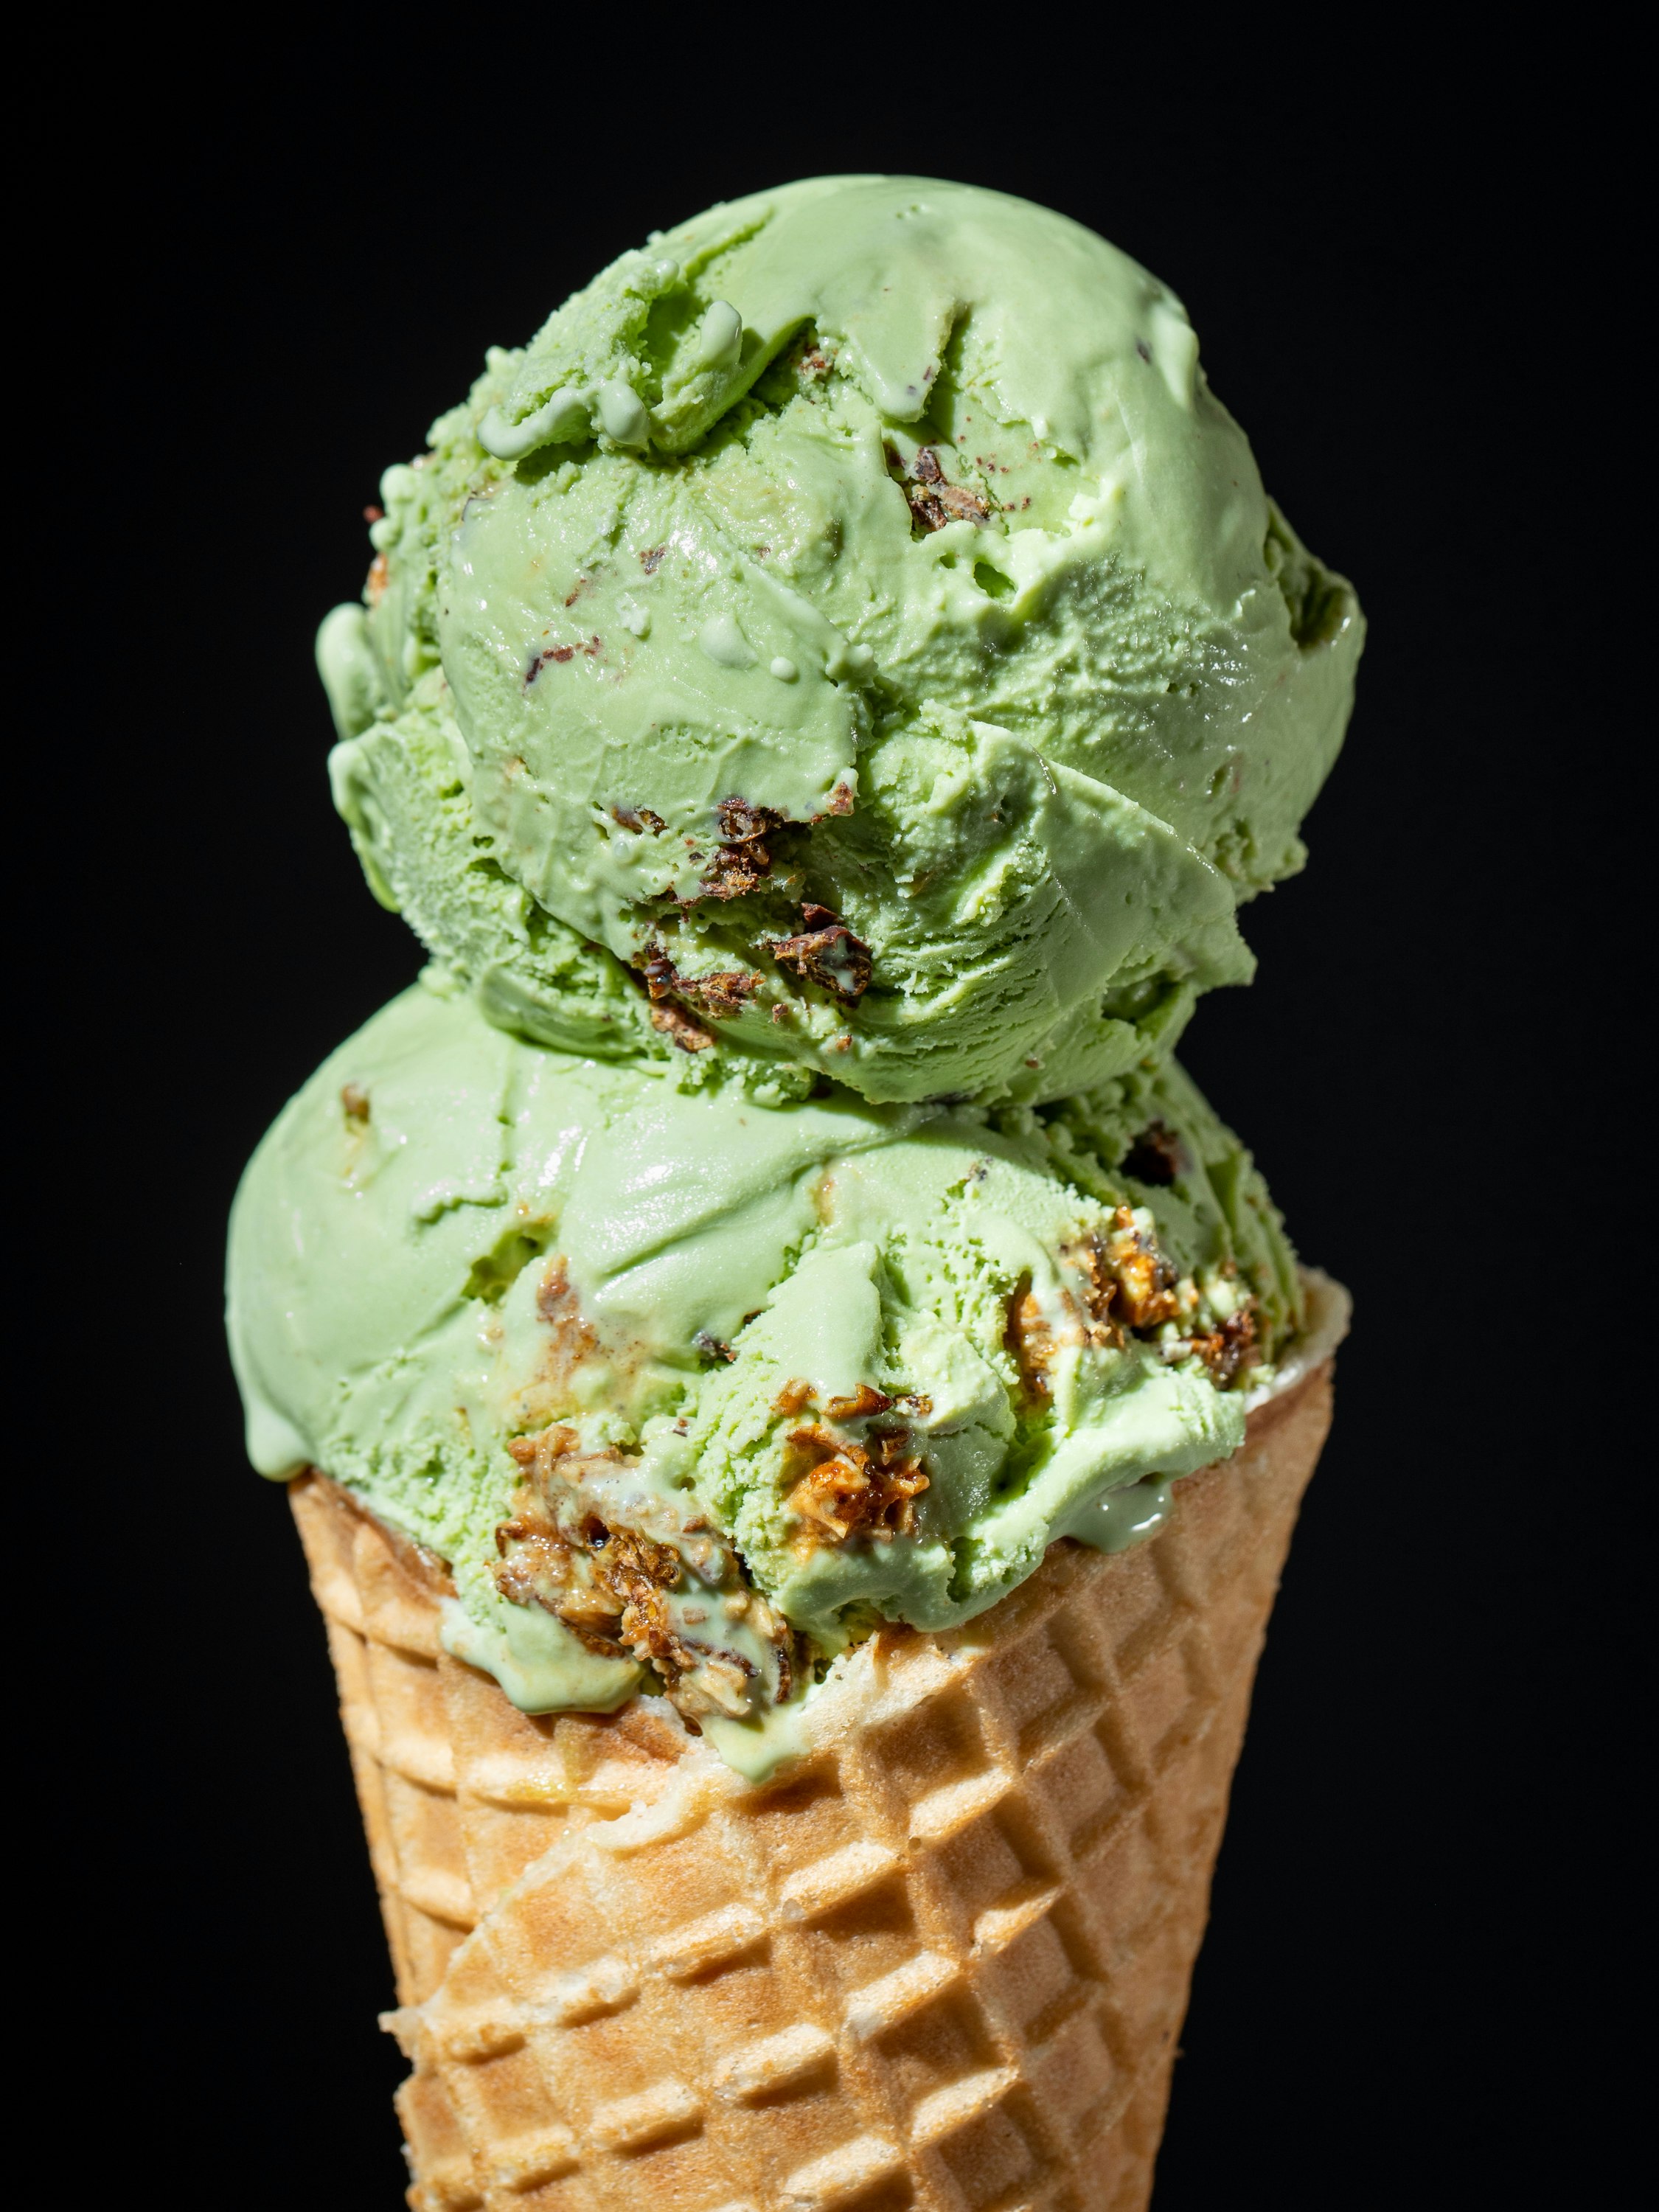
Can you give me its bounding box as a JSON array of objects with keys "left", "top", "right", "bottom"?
[{"left": 292, "top": 1346, "right": 1335, "bottom": 2211}]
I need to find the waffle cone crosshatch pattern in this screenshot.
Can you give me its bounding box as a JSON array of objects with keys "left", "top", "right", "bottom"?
[{"left": 291, "top": 1352, "right": 1335, "bottom": 2211}]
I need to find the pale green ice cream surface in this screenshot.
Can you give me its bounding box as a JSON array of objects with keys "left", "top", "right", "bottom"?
[
  {"left": 230, "top": 975, "right": 1304, "bottom": 1773},
  {"left": 321, "top": 175, "right": 1360, "bottom": 1105}
]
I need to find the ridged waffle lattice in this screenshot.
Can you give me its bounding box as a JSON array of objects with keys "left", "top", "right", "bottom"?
[{"left": 292, "top": 1354, "right": 1333, "bottom": 2212}]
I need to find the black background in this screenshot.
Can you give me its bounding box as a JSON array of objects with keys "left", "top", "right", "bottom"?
[{"left": 40, "top": 37, "right": 1632, "bottom": 2210}]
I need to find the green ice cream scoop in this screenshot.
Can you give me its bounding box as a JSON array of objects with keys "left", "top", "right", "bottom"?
[
  {"left": 322, "top": 175, "right": 1361, "bottom": 1106},
  {"left": 229, "top": 975, "right": 1304, "bottom": 1775}
]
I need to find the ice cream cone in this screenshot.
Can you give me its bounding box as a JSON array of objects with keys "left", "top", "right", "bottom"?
[{"left": 289, "top": 1287, "right": 1340, "bottom": 2212}]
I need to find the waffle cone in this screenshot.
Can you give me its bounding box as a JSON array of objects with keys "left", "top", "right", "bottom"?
[{"left": 291, "top": 1331, "right": 1337, "bottom": 2212}]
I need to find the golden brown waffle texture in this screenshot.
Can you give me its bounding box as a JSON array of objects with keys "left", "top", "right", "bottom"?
[{"left": 291, "top": 1357, "right": 1333, "bottom": 2212}]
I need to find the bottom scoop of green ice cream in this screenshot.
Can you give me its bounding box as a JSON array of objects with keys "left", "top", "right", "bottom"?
[{"left": 229, "top": 973, "right": 1305, "bottom": 1775}]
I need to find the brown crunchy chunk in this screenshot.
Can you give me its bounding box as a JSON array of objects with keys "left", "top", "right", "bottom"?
[
  {"left": 524, "top": 634, "right": 604, "bottom": 684},
  {"left": 772, "top": 1377, "right": 814, "bottom": 1418},
  {"left": 612, "top": 805, "right": 666, "bottom": 836},
  {"left": 366, "top": 551, "right": 390, "bottom": 605},
  {"left": 1069, "top": 1211, "right": 1261, "bottom": 1386},
  {"left": 497, "top": 1488, "right": 686, "bottom": 1663},
  {"left": 1068, "top": 1211, "right": 1183, "bottom": 1335},
  {"left": 1121, "top": 1122, "right": 1186, "bottom": 1186},
  {"left": 535, "top": 1262, "right": 601, "bottom": 1377},
  {"left": 680, "top": 796, "right": 788, "bottom": 901},
  {"left": 638, "top": 942, "right": 762, "bottom": 1022},
  {"left": 824, "top": 1384, "right": 894, "bottom": 1422},
  {"left": 698, "top": 849, "right": 768, "bottom": 897},
  {"left": 771, "top": 905, "right": 873, "bottom": 1006},
  {"left": 1176, "top": 1303, "right": 1260, "bottom": 1388},
  {"left": 1065, "top": 1243, "right": 1125, "bottom": 1351},
  {"left": 496, "top": 1429, "right": 800, "bottom": 1720},
  {"left": 1103, "top": 1206, "right": 1182, "bottom": 1329},
  {"left": 886, "top": 442, "right": 993, "bottom": 532},
  {"left": 684, "top": 971, "right": 761, "bottom": 1019},
  {"left": 341, "top": 1082, "right": 370, "bottom": 1124},
  {"left": 506, "top": 1423, "right": 577, "bottom": 1479},
  {"left": 637, "top": 946, "right": 677, "bottom": 998},
  {"left": 639, "top": 544, "right": 667, "bottom": 573},
  {"left": 492, "top": 1506, "right": 575, "bottom": 1611},
  {"left": 1003, "top": 1275, "right": 1058, "bottom": 1400},
  {"left": 648, "top": 1001, "right": 715, "bottom": 1053},
  {"left": 784, "top": 1419, "right": 929, "bottom": 1551}
]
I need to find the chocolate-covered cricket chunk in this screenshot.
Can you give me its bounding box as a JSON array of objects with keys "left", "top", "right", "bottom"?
[
  {"left": 1004, "top": 1208, "right": 1267, "bottom": 1408},
  {"left": 783, "top": 1417, "right": 930, "bottom": 1551},
  {"left": 771, "top": 903, "right": 874, "bottom": 1006},
  {"left": 886, "top": 442, "right": 993, "bottom": 533},
  {"left": 638, "top": 942, "right": 762, "bottom": 1021},
  {"left": 698, "top": 798, "right": 787, "bottom": 900},
  {"left": 496, "top": 1425, "right": 800, "bottom": 1722},
  {"left": 647, "top": 1000, "right": 715, "bottom": 1052},
  {"left": 1121, "top": 1121, "right": 1186, "bottom": 1186},
  {"left": 1069, "top": 1210, "right": 1263, "bottom": 1384}
]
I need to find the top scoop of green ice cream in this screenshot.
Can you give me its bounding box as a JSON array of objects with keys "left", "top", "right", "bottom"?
[{"left": 322, "top": 175, "right": 1361, "bottom": 1105}]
